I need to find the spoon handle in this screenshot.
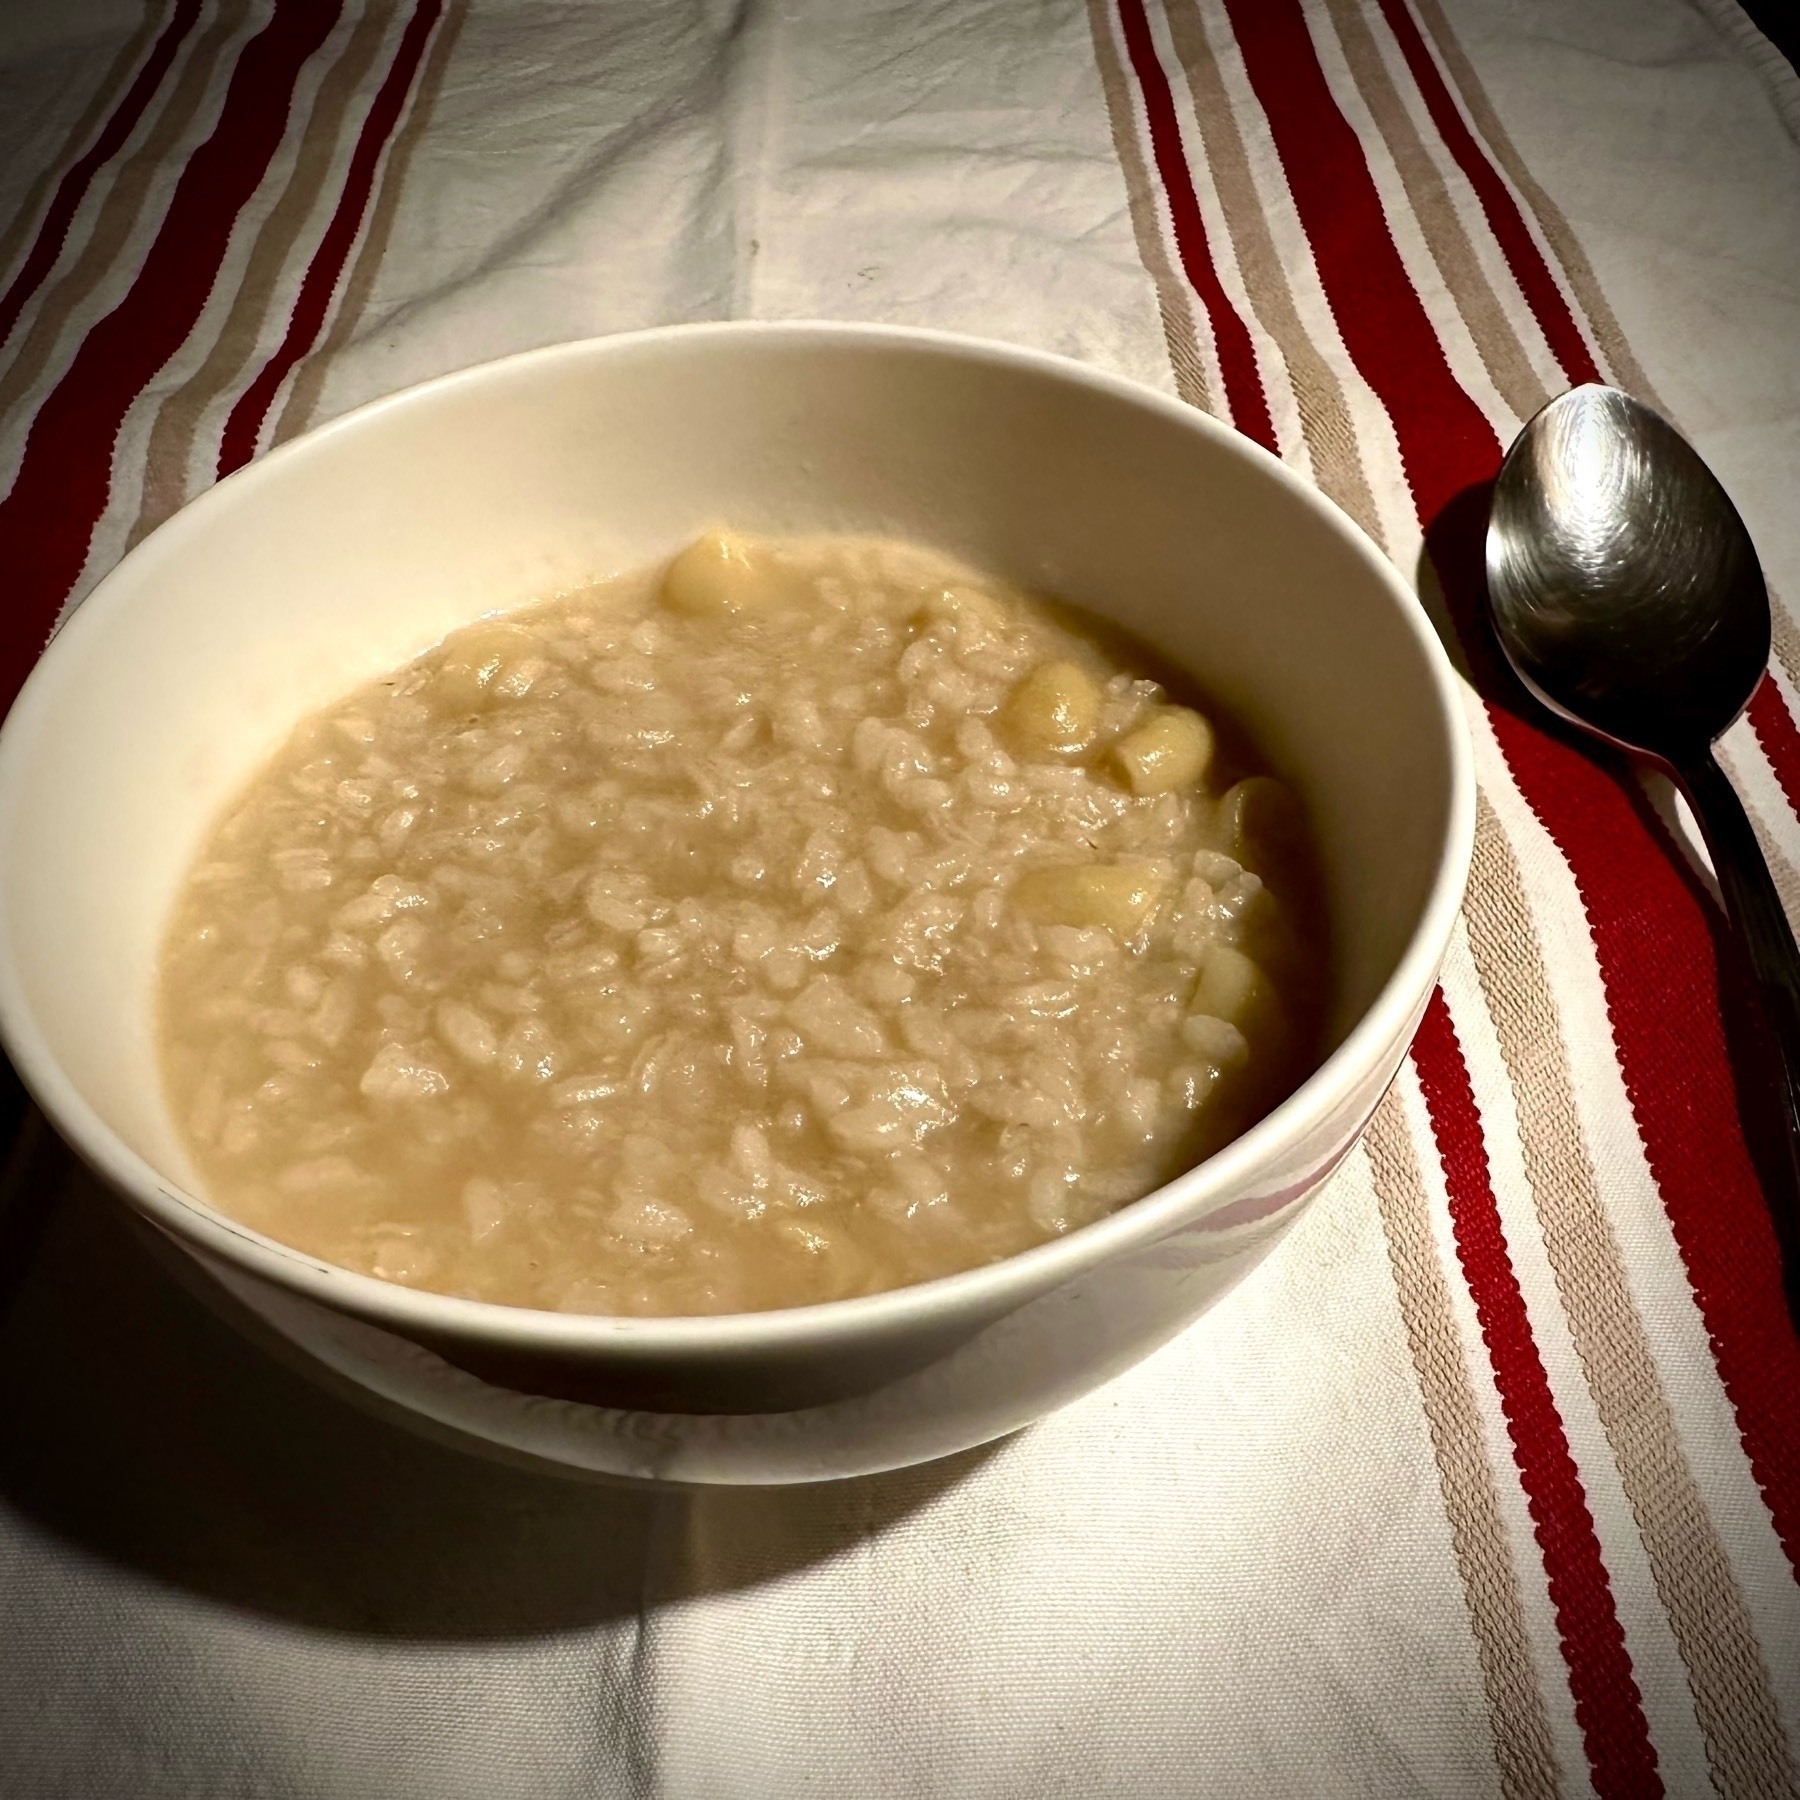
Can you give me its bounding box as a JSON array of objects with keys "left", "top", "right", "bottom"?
[{"left": 1677, "top": 749, "right": 1800, "bottom": 1328}]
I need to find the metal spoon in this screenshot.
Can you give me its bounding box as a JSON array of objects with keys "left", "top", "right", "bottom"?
[{"left": 1487, "top": 382, "right": 1800, "bottom": 1326}]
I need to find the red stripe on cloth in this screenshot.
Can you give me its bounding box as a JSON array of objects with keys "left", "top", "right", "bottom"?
[
  {"left": 1213, "top": 0, "right": 1490, "bottom": 495},
  {"left": 1484, "top": 614, "right": 1800, "bottom": 1558},
  {"left": 0, "top": 0, "right": 201, "bottom": 354},
  {"left": 1748, "top": 675, "right": 1800, "bottom": 826},
  {"left": 1111, "top": 0, "right": 1276, "bottom": 451},
  {"left": 1221, "top": 0, "right": 1800, "bottom": 1585},
  {"left": 1372, "top": 0, "right": 1600, "bottom": 389},
  {"left": 0, "top": 0, "right": 342, "bottom": 718},
  {"left": 1413, "top": 992, "right": 1662, "bottom": 1800},
  {"left": 217, "top": 0, "right": 442, "bottom": 476}
]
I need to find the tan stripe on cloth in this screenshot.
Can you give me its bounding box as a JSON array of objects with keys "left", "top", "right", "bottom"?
[
  {"left": 1082, "top": 0, "right": 1213, "bottom": 413},
  {"left": 1365, "top": 1097, "right": 1564, "bottom": 1800},
  {"left": 1158, "top": 0, "right": 1383, "bottom": 538},
  {"left": 1399, "top": 0, "right": 1652, "bottom": 401},
  {"left": 130, "top": 0, "right": 406, "bottom": 544},
  {"left": 0, "top": 2, "right": 171, "bottom": 294},
  {"left": 1766, "top": 605, "right": 1800, "bottom": 713},
  {"left": 0, "top": 4, "right": 250, "bottom": 430},
  {"left": 273, "top": 0, "right": 470, "bottom": 444},
  {"left": 1318, "top": 0, "right": 1544, "bottom": 421},
  {"left": 1716, "top": 738, "right": 1800, "bottom": 924},
  {"left": 1463, "top": 797, "right": 1800, "bottom": 1800}
]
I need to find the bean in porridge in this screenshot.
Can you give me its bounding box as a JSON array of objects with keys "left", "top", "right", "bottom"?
[{"left": 159, "top": 532, "right": 1325, "bottom": 1315}]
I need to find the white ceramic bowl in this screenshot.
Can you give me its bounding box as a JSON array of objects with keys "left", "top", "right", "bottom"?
[{"left": 0, "top": 324, "right": 1472, "bottom": 1484}]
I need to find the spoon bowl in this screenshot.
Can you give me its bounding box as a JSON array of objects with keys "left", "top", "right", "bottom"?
[{"left": 1487, "top": 384, "right": 1769, "bottom": 760}]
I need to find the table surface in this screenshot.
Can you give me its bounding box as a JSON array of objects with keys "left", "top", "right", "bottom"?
[{"left": 2, "top": 2, "right": 1799, "bottom": 1796}]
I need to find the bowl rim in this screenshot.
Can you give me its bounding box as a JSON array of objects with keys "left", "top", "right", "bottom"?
[{"left": 0, "top": 318, "right": 1475, "bottom": 1358}]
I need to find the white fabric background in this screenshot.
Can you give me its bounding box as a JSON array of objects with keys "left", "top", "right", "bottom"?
[{"left": 2, "top": 1, "right": 1798, "bottom": 1795}]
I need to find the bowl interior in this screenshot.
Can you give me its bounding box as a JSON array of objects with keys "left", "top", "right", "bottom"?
[{"left": 0, "top": 327, "right": 1459, "bottom": 1246}]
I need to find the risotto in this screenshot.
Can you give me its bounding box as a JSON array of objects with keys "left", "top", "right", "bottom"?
[{"left": 159, "top": 532, "right": 1325, "bottom": 1315}]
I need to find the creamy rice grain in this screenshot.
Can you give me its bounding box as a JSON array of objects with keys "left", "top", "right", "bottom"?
[{"left": 159, "top": 533, "right": 1324, "bottom": 1315}]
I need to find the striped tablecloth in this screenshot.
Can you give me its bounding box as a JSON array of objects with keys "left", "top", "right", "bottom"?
[{"left": 2, "top": 3, "right": 1798, "bottom": 1796}]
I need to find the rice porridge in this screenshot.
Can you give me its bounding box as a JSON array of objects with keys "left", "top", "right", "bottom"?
[{"left": 159, "top": 532, "right": 1325, "bottom": 1315}]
